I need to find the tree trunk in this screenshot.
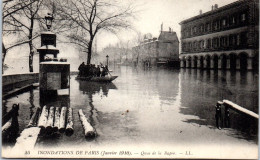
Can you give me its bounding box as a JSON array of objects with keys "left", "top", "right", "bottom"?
[
  {"left": 28, "top": 13, "right": 34, "bottom": 72},
  {"left": 87, "top": 39, "right": 93, "bottom": 65},
  {"left": 2, "top": 43, "right": 7, "bottom": 74}
]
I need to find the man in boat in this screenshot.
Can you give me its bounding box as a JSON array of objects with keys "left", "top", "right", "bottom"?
[
  {"left": 101, "top": 66, "right": 106, "bottom": 77},
  {"left": 84, "top": 64, "right": 90, "bottom": 77},
  {"left": 78, "top": 62, "right": 85, "bottom": 76}
]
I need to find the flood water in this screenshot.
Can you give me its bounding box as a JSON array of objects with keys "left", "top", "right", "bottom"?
[{"left": 2, "top": 66, "right": 258, "bottom": 157}]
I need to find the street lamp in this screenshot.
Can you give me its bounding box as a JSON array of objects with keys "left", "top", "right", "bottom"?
[
  {"left": 45, "top": 13, "right": 54, "bottom": 31},
  {"left": 106, "top": 55, "right": 109, "bottom": 67}
]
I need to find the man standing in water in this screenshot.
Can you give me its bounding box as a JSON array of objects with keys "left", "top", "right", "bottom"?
[{"left": 78, "top": 62, "right": 85, "bottom": 76}]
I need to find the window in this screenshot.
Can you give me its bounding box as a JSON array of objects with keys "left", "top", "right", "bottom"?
[
  {"left": 232, "top": 16, "right": 236, "bottom": 24},
  {"left": 240, "top": 32, "right": 248, "bottom": 46},
  {"left": 207, "top": 39, "right": 211, "bottom": 49},
  {"left": 222, "top": 19, "right": 226, "bottom": 26},
  {"left": 241, "top": 13, "right": 246, "bottom": 21},
  {"left": 193, "top": 41, "right": 197, "bottom": 50},
  {"left": 193, "top": 26, "right": 197, "bottom": 34},
  {"left": 200, "top": 40, "right": 204, "bottom": 49},
  {"left": 206, "top": 23, "right": 210, "bottom": 32},
  {"left": 237, "top": 34, "right": 240, "bottom": 46}
]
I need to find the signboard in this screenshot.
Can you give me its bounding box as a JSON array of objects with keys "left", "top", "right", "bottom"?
[{"left": 47, "top": 72, "right": 61, "bottom": 90}]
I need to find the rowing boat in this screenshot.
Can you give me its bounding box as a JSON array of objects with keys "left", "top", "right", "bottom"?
[{"left": 76, "top": 76, "right": 118, "bottom": 82}]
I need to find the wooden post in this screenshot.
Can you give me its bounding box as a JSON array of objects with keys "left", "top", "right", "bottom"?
[
  {"left": 2, "top": 119, "right": 12, "bottom": 136},
  {"left": 224, "top": 105, "right": 230, "bottom": 128},
  {"left": 78, "top": 109, "right": 96, "bottom": 138},
  {"left": 46, "top": 106, "right": 55, "bottom": 134},
  {"left": 37, "top": 106, "right": 48, "bottom": 129},
  {"left": 65, "top": 108, "right": 74, "bottom": 136},
  {"left": 2, "top": 104, "right": 19, "bottom": 126},
  {"left": 53, "top": 107, "right": 60, "bottom": 132},
  {"left": 215, "top": 101, "right": 224, "bottom": 129},
  {"left": 27, "top": 107, "right": 41, "bottom": 128},
  {"left": 59, "top": 107, "right": 67, "bottom": 133}
]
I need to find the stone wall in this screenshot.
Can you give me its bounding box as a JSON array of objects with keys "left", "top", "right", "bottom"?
[{"left": 3, "top": 73, "right": 39, "bottom": 93}]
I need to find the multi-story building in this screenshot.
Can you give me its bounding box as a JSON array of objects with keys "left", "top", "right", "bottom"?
[
  {"left": 179, "top": 0, "right": 259, "bottom": 70},
  {"left": 132, "top": 29, "right": 179, "bottom": 67}
]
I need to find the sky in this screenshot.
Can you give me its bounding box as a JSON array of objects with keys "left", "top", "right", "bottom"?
[
  {"left": 3, "top": 0, "right": 238, "bottom": 73},
  {"left": 96, "top": 0, "right": 237, "bottom": 51}
]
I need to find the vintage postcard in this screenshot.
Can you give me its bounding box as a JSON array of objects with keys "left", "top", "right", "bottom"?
[{"left": 1, "top": 0, "right": 258, "bottom": 159}]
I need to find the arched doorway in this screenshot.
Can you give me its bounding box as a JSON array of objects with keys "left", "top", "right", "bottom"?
[
  {"left": 205, "top": 55, "right": 210, "bottom": 69},
  {"left": 181, "top": 57, "right": 186, "bottom": 68},
  {"left": 253, "top": 54, "right": 258, "bottom": 71},
  {"left": 239, "top": 52, "right": 248, "bottom": 70},
  {"left": 187, "top": 57, "right": 191, "bottom": 68},
  {"left": 193, "top": 56, "right": 198, "bottom": 68},
  {"left": 199, "top": 56, "right": 204, "bottom": 69},
  {"left": 220, "top": 54, "right": 227, "bottom": 69},
  {"left": 213, "top": 54, "right": 218, "bottom": 69},
  {"left": 229, "top": 53, "right": 237, "bottom": 70}
]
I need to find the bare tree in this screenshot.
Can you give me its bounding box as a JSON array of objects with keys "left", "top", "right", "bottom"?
[
  {"left": 2, "top": 0, "right": 38, "bottom": 67},
  {"left": 3, "top": 0, "right": 44, "bottom": 72},
  {"left": 55, "top": 0, "right": 136, "bottom": 64}
]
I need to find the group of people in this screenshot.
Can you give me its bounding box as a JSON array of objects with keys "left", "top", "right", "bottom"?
[{"left": 78, "top": 62, "right": 108, "bottom": 77}]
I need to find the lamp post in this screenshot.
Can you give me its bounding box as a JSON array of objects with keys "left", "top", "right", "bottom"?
[
  {"left": 106, "top": 55, "right": 109, "bottom": 67},
  {"left": 45, "top": 13, "right": 53, "bottom": 31}
]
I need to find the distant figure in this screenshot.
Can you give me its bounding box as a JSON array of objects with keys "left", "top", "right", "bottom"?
[
  {"left": 215, "top": 103, "right": 222, "bottom": 129},
  {"left": 97, "top": 65, "right": 101, "bottom": 77},
  {"left": 105, "top": 65, "right": 108, "bottom": 76},
  {"left": 78, "top": 62, "right": 85, "bottom": 76},
  {"left": 101, "top": 66, "right": 106, "bottom": 77}
]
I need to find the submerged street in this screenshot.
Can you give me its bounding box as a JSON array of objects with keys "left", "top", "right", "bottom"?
[{"left": 3, "top": 66, "right": 258, "bottom": 158}]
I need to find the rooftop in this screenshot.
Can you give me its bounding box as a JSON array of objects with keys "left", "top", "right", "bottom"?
[{"left": 179, "top": 0, "right": 245, "bottom": 25}]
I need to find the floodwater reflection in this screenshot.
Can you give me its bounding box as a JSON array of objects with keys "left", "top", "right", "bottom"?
[{"left": 2, "top": 66, "right": 258, "bottom": 149}]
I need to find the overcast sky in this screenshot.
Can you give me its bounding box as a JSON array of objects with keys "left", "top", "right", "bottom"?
[
  {"left": 4, "top": 0, "right": 238, "bottom": 73},
  {"left": 96, "top": 0, "right": 237, "bottom": 51}
]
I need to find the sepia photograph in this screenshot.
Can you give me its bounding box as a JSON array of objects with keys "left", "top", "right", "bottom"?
[{"left": 1, "top": 0, "right": 259, "bottom": 159}]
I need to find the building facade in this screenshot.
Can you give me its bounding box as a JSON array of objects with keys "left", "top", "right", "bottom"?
[
  {"left": 179, "top": 0, "right": 259, "bottom": 70},
  {"left": 132, "top": 30, "right": 179, "bottom": 67}
]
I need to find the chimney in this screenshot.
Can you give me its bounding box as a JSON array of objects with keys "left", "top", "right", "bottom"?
[
  {"left": 211, "top": 5, "right": 214, "bottom": 11},
  {"left": 214, "top": 4, "right": 218, "bottom": 9},
  {"left": 169, "top": 27, "right": 171, "bottom": 32},
  {"left": 199, "top": 10, "right": 202, "bottom": 15}
]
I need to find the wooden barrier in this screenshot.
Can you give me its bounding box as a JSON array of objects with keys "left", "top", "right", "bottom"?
[
  {"left": 53, "top": 107, "right": 60, "bottom": 132},
  {"left": 46, "top": 106, "right": 55, "bottom": 134},
  {"left": 37, "top": 106, "right": 48, "bottom": 129},
  {"left": 59, "top": 107, "right": 67, "bottom": 133},
  {"left": 65, "top": 108, "right": 74, "bottom": 136},
  {"left": 28, "top": 107, "right": 41, "bottom": 127},
  {"left": 78, "top": 109, "right": 96, "bottom": 138},
  {"left": 223, "top": 100, "right": 259, "bottom": 119},
  {"left": 215, "top": 100, "right": 258, "bottom": 129}
]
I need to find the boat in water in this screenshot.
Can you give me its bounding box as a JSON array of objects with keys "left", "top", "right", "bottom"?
[{"left": 76, "top": 75, "right": 118, "bottom": 82}]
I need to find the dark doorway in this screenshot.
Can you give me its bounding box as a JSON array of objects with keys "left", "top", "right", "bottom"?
[
  {"left": 213, "top": 55, "right": 218, "bottom": 69},
  {"left": 193, "top": 57, "right": 198, "bottom": 68},
  {"left": 205, "top": 56, "right": 210, "bottom": 69},
  {"left": 200, "top": 57, "right": 204, "bottom": 69},
  {"left": 220, "top": 54, "right": 227, "bottom": 69},
  {"left": 229, "top": 54, "right": 237, "bottom": 70},
  {"left": 239, "top": 53, "right": 248, "bottom": 71}
]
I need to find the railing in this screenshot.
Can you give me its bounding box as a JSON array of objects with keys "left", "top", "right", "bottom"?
[{"left": 215, "top": 100, "right": 258, "bottom": 129}]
